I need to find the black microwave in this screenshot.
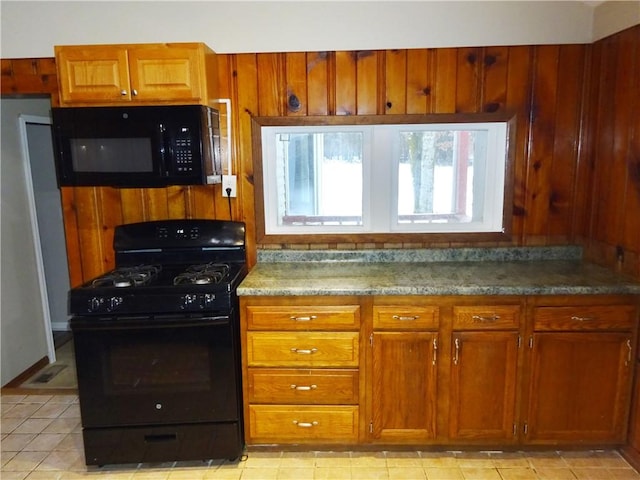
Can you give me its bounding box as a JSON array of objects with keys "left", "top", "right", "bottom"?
[{"left": 51, "top": 105, "right": 221, "bottom": 188}]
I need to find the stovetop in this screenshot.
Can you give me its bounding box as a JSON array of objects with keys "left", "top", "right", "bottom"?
[{"left": 68, "top": 219, "right": 247, "bottom": 317}]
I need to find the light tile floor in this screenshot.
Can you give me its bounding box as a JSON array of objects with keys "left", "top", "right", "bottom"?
[{"left": 2, "top": 393, "right": 640, "bottom": 479}]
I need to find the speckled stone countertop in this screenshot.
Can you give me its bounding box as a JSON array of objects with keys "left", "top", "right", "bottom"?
[{"left": 237, "top": 246, "right": 640, "bottom": 297}]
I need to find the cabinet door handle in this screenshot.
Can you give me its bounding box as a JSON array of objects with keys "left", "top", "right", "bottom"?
[
  {"left": 472, "top": 314, "right": 500, "bottom": 322},
  {"left": 290, "top": 315, "right": 317, "bottom": 322},
  {"left": 120, "top": 89, "right": 128, "bottom": 96},
  {"left": 393, "top": 315, "right": 420, "bottom": 321},
  {"left": 626, "top": 339, "right": 632, "bottom": 366},
  {"left": 290, "top": 347, "right": 318, "bottom": 355},
  {"left": 131, "top": 89, "right": 138, "bottom": 96},
  {"left": 571, "top": 315, "right": 595, "bottom": 322},
  {"left": 291, "top": 384, "right": 318, "bottom": 391},
  {"left": 432, "top": 337, "right": 438, "bottom": 365},
  {"left": 293, "top": 420, "right": 318, "bottom": 428},
  {"left": 453, "top": 338, "right": 460, "bottom": 365}
]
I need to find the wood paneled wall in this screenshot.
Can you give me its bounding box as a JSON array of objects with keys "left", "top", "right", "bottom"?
[
  {"left": 2, "top": 26, "right": 638, "bottom": 285},
  {"left": 582, "top": 26, "right": 640, "bottom": 279}
]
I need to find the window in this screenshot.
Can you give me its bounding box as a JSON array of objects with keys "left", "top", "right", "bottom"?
[{"left": 253, "top": 114, "right": 515, "bottom": 241}]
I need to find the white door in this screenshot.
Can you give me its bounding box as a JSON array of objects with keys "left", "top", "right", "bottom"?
[{"left": 19, "top": 115, "right": 71, "bottom": 360}]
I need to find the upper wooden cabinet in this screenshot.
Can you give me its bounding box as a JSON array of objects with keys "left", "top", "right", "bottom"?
[{"left": 54, "top": 43, "right": 218, "bottom": 106}]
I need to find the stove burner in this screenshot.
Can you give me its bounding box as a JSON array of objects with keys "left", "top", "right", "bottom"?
[
  {"left": 91, "top": 265, "right": 161, "bottom": 288},
  {"left": 173, "top": 263, "right": 229, "bottom": 286}
]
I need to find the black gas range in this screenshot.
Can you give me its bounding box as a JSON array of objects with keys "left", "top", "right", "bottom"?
[{"left": 69, "top": 219, "right": 247, "bottom": 466}]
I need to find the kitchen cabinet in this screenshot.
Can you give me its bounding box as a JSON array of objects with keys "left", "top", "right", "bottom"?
[
  {"left": 241, "top": 297, "right": 362, "bottom": 444},
  {"left": 448, "top": 305, "right": 521, "bottom": 442},
  {"left": 55, "top": 43, "right": 218, "bottom": 106},
  {"left": 525, "top": 303, "right": 636, "bottom": 444},
  {"left": 370, "top": 304, "right": 439, "bottom": 442},
  {"left": 239, "top": 293, "right": 638, "bottom": 447}
]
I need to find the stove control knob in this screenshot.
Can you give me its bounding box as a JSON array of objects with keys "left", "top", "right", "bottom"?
[
  {"left": 88, "top": 297, "right": 103, "bottom": 313},
  {"left": 108, "top": 296, "right": 123, "bottom": 312},
  {"left": 203, "top": 293, "right": 216, "bottom": 307},
  {"left": 181, "top": 294, "right": 196, "bottom": 309}
]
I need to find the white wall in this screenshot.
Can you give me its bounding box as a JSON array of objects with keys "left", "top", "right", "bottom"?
[
  {"left": 0, "top": 1, "right": 612, "bottom": 59},
  {"left": 1, "top": 98, "right": 52, "bottom": 386}
]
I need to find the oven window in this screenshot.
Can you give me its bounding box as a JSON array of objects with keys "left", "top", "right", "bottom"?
[
  {"left": 107, "top": 341, "right": 211, "bottom": 393},
  {"left": 71, "top": 138, "right": 153, "bottom": 172}
]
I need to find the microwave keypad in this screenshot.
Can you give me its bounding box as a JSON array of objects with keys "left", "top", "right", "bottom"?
[{"left": 174, "top": 137, "right": 194, "bottom": 173}]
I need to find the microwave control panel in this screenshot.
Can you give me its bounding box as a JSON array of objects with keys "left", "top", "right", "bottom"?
[{"left": 173, "top": 127, "right": 196, "bottom": 174}]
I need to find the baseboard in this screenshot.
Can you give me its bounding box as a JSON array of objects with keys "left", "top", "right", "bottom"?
[
  {"left": 620, "top": 446, "right": 640, "bottom": 472},
  {"left": 2, "top": 356, "right": 50, "bottom": 388}
]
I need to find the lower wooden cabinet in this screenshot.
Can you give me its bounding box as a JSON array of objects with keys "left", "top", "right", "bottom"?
[
  {"left": 371, "top": 331, "right": 438, "bottom": 442},
  {"left": 448, "top": 331, "right": 519, "bottom": 441},
  {"left": 240, "top": 294, "right": 639, "bottom": 447}
]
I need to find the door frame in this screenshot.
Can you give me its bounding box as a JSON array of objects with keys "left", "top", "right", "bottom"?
[{"left": 18, "top": 114, "right": 57, "bottom": 362}]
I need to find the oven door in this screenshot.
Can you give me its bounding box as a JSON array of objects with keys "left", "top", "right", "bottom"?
[{"left": 71, "top": 315, "right": 240, "bottom": 428}]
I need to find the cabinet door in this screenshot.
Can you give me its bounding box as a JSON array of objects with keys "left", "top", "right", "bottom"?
[
  {"left": 449, "top": 331, "right": 519, "bottom": 441},
  {"left": 526, "top": 332, "right": 633, "bottom": 443},
  {"left": 128, "top": 45, "right": 204, "bottom": 103},
  {"left": 371, "top": 332, "right": 438, "bottom": 442},
  {"left": 56, "top": 46, "right": 131, "bottom": 103}
]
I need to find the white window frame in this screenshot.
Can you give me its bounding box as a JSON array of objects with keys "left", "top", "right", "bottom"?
[{"left": 255, "top": 114, "right": 514, "bottom": 239}]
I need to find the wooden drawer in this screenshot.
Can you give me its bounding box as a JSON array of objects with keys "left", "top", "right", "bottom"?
[
  {"left": 247, "top": 332, "right": 359, "bottom": 367},
  {"left": 246, "top": 305, "right": 360, "bottom": 330},
  {"left": 247, "top": 368, "right": 358, "bottom": 404},
  {"left": 373, "top": 306, "right": 439, "bottom": 330},
  {"left": 533, "top": 305, "right": 636, "bottom": 331},
  {"left": 453, "top": 305, "right": 521, "bottom": 330},
  {"left": 248, "top": 405, "right": 359, "bottom": 442}
]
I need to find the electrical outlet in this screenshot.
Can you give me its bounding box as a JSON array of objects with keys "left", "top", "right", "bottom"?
[{"left": 222, "top": 175, "right": 237, "bottom": 198}]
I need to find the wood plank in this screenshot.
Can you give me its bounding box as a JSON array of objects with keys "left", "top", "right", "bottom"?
[
  {"left": 307, "top": 51, "right": 330, "bottom": 115},
  {"left": 546, "top": 44, "right": 586, "bottom": 240},
  {"left": 406, "top": 49, "right": 431, "bottom": 114},
  {"left": 384, "top": 50, "right": 406, "bottom": 115},
  {"left": 285, "top": 52, "right": 307, "bottom": 116},
  {"left": 505, "top": 46, "right": 534, "bottom": 244},
  {"left": 335, "top": 51, "right": 356, "bottom": 116},
  {"left": 356, "top": 50, "right": 379, "bottom": 115},
  {"left": 524, "top": 45, "right": 560, "bottom": 243},
  {"left": 257, "top": 53, "right": 285, "bottom": 116},
  {"left": 433, "top": 48, "right": 457, "bottom": 113},
  {"left": 456, "top": 47, "right": 481, "bottom": 112}
]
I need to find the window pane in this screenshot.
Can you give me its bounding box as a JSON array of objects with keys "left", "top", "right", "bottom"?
[
  {"left": 397, "top": 129, "right": 487, "bottom": 225},
  {"left": 274, "top": 131, "right": 363, "bottom": 226}
]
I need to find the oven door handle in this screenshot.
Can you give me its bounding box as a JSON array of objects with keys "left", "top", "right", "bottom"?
[{"left": 71, "top": 314, "right": 231, "bottom": 331}]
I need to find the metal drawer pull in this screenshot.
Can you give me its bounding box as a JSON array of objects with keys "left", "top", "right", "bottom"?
[
  {"left": 453, "top": 338, "right": 460, "bottom": 365},
  {"left": 293, "top": 420, "right": 318, "bottom": 428},
  {"left": 571, "top": 316, "right": 595, "bottom": 321},
  {"left": 291, "top": 384, "right": 318, "bottom": 391},
  {"left": 472, "top": 314, "right": 500, "bottom": 322},
  {"left": 290, "top": 315, "right": 317, "bottom": 322},
  {"left": 290, "top": 347, "right": 318, "bottom": 355},
  {"left": 393, "top": 315, "right": 420, "bottom": 321}
]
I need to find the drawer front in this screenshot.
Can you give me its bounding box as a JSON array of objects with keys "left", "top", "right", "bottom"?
[
  {"left": 246, "top": 305, "right": 360, "bottom": 330},
  {"left": 533, "top": 305, "right": 636, "bottom": 331},
  {"left": 248, "top": 405, "right": 359, "bottom": 442},
  {"left": 247, "top": 332, "right": 359, "bottom": 367},
  {"left": 373, "top": 306, "right": 439, "bottom": 330},
  {"left": 453, "top": 305, "right": 521, "bottom": 330},
  {"left": 247, "top": 368, "right": 359, "bottom": 404}
]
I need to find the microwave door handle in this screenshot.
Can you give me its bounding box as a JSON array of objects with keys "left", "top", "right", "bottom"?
[{"left": 159, "top": 123, "right": 169, "bottom": 177}]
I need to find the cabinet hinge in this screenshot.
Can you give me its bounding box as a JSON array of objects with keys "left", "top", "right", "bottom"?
[
  {"left": 369, "top": 421, "right": 373, "bottom": 434},
  {"left": 369, "top": 333, "right": 373, "bottom": 347}
]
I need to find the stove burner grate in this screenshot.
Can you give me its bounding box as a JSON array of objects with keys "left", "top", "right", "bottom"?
[
  {"left": 91, "top": 265, "right": 161, "bottom": 288},
  {"left": 173, "top": 263, "right": 229, "bottom": 286}
]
